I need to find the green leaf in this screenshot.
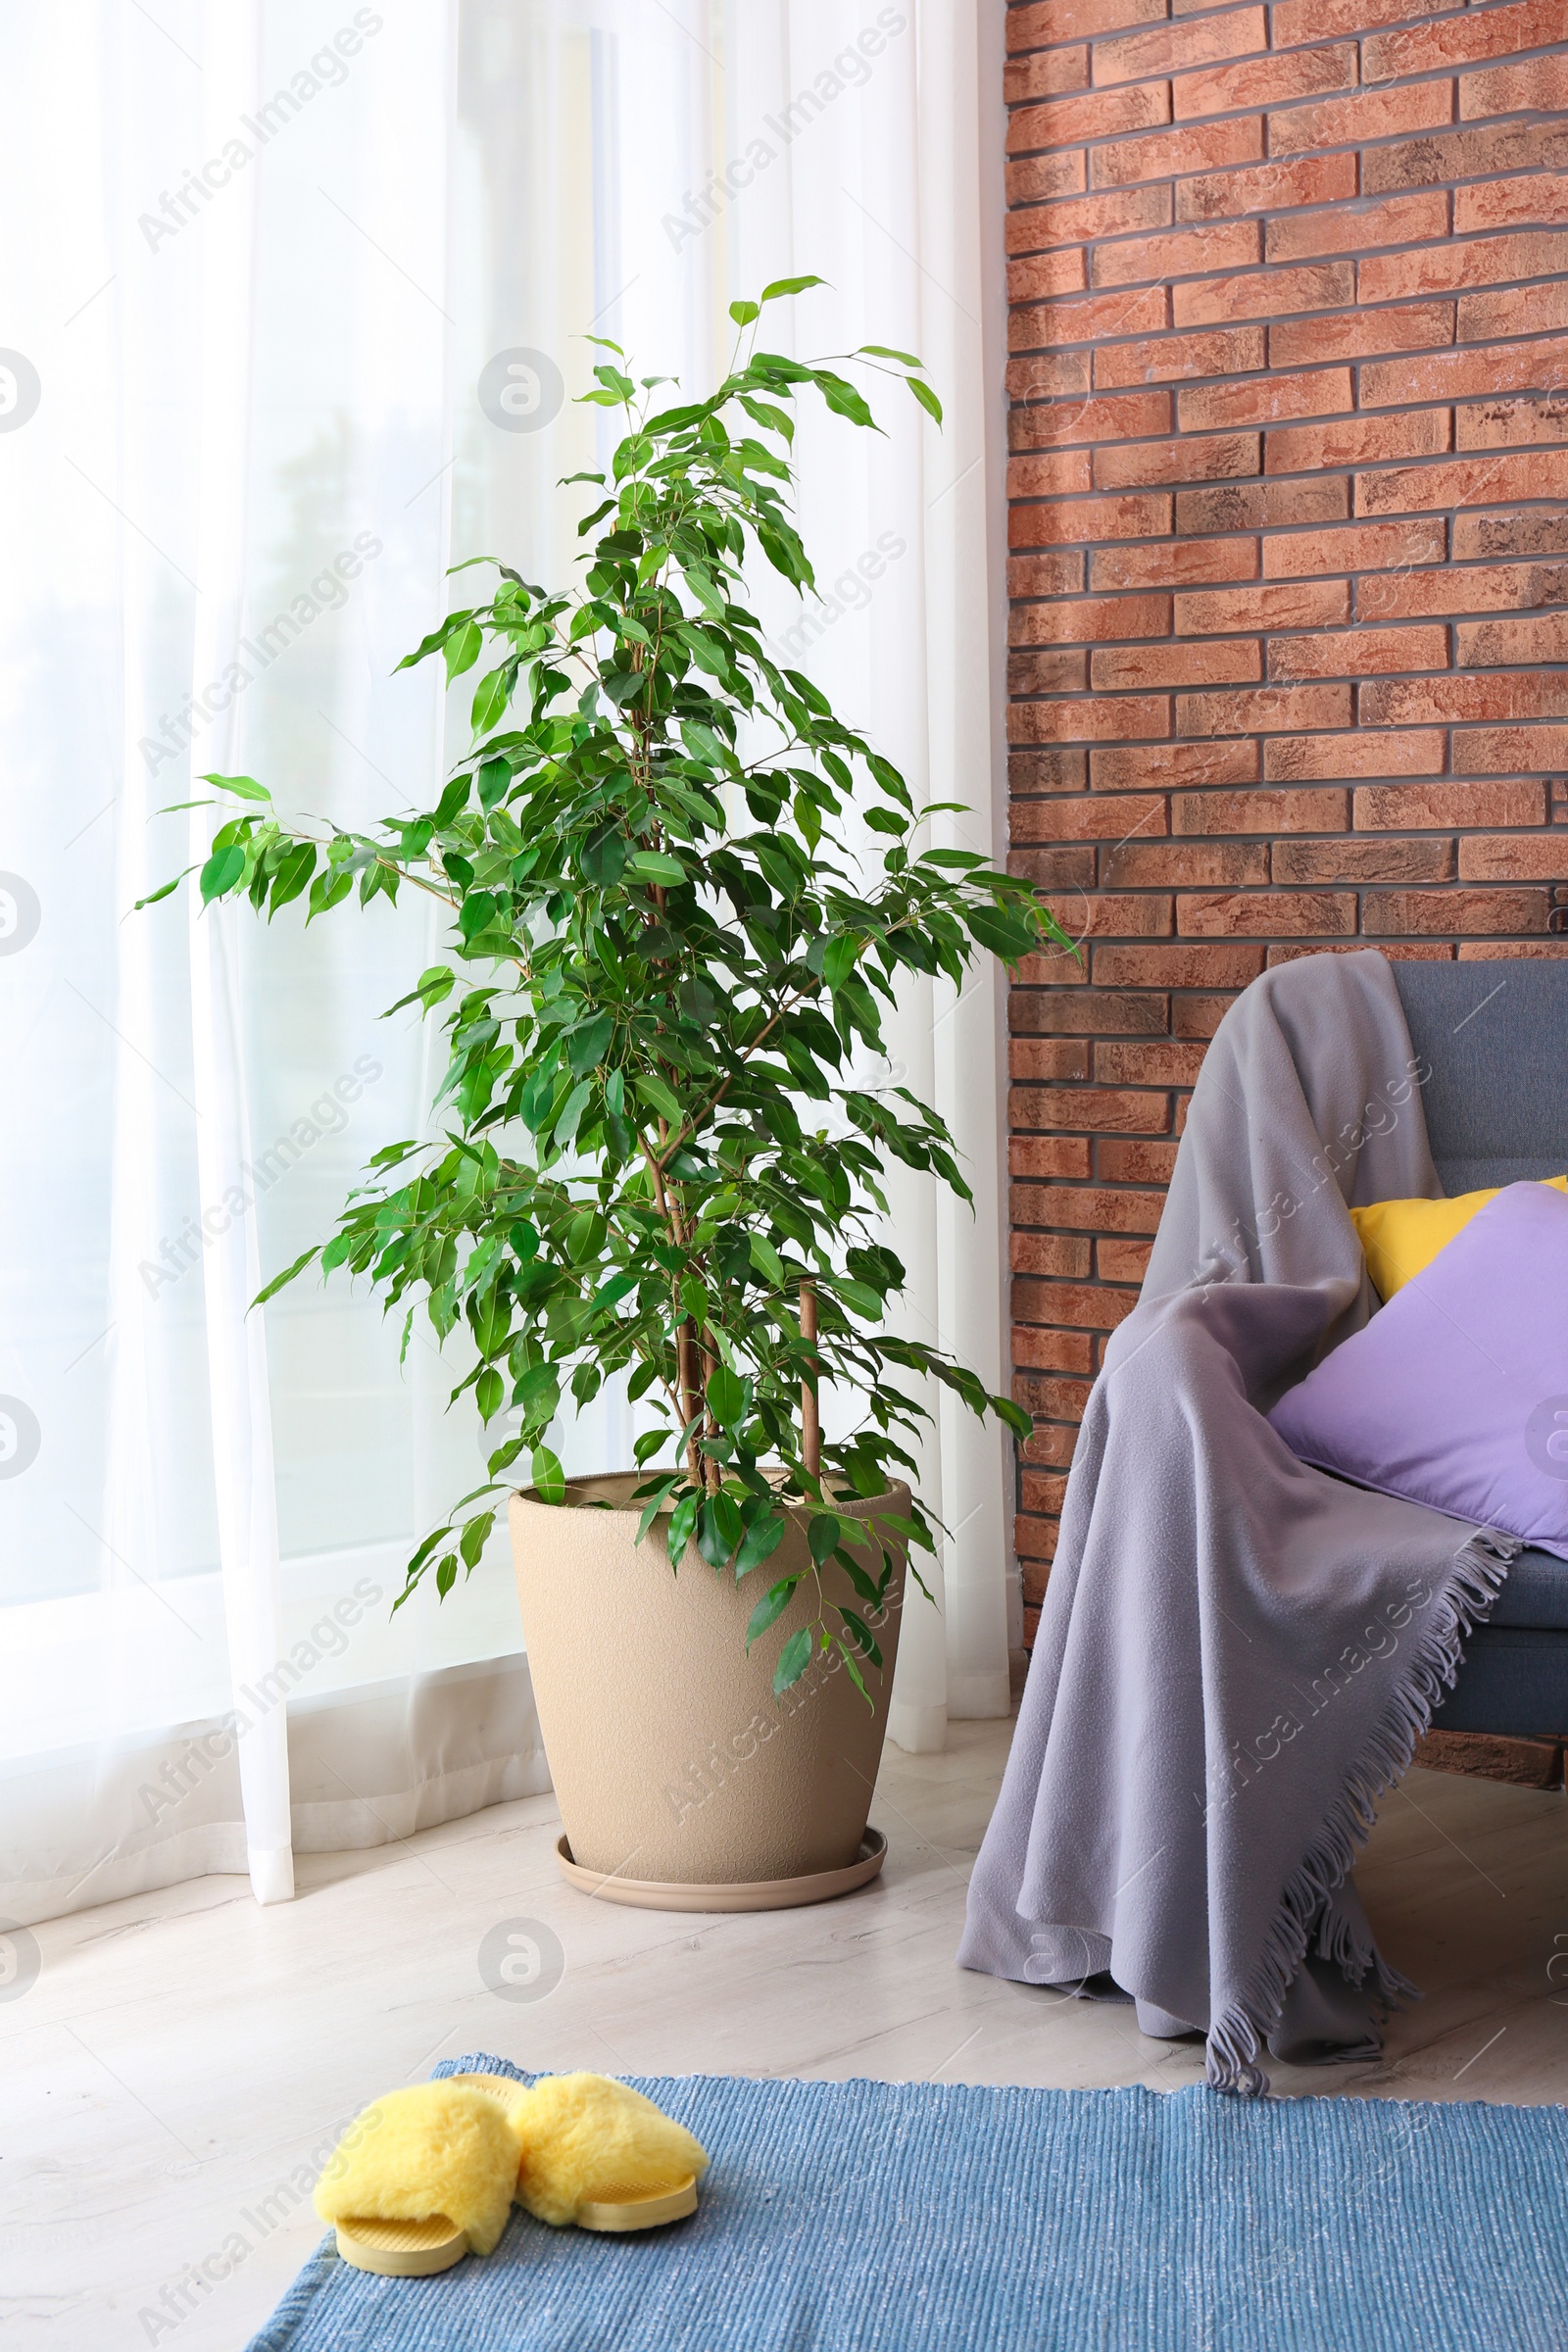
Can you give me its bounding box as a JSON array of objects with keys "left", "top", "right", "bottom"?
[
  {"left": 749, "top": 1235, "right": 786, "bottom": 1289},
  {"left": 199, "top": 844, "right": 247, "bottom": 903},
  {"left": 906, "top": 374, "right": 943, "bottom": 425},
  {"left": 857, "top": 344, "right": 922, "bottom": 368},
  {"left": 530, "top": 1445, "right": 565, "bottom": 1505},
  {"left": 667, "top": 1489, "right": 700, "bottom": 1565},
  {"left": 697, "top": 1490, "right": 743, "bottom": 1569},
  {"left": 728, "top": 298, "right": 760, "bottom": 326},
  {"left": 706, "top": 1365, "right": 745, "bottom": 1428},
  {"left": 625, "top": 851, "right": 686, "bottom": 886},
  {"left": 200, "top": 772, "right": 271, "bottom": 802},
  {"left": 445, "top": 618, "right": 482, "bottom": 679},
  {"left": 808, "top": 1513, "right": 841, "bottom": 1569},
  {"left": 471, "top": 662, "right": 514, "bottom": 736},
  {"left": 635, "top": 1071, "right": 683, "bottom": 1127},
  {"left": 460, "top": 1510, "right": 495, "bottom": 1567},
  {"left": 760, "top": 274, "right": 825, "bottom": 304},
  {"left": 734, "top": 1513, "right": 786, "bottom": 1581},
  {"left": 251, "top": 1244, "right": 319, "bottom": 1307},
  {"left": 772, "top": 1626, "right": 812, "bottom": 1694},
  {"left": 746, "top": 1574, "right": 801, "bottom": 1650}
]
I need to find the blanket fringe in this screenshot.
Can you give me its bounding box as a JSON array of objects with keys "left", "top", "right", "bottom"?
[{"left": 1204, "top": 1527, "right": 1518, "bottom": 2097}]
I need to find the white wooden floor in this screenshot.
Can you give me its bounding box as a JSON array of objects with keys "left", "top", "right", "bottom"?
[{"left": 6, "top": 1718, "right": 1566, "bottom": 2351}]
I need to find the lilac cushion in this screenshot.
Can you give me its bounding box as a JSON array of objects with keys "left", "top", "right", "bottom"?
[{"left": 1269, "top": 1181, "right": 1568, "bottom": 1559}]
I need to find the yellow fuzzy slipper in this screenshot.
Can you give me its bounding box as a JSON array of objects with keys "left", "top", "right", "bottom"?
[
  {"left": 314, "top": 2082, "right": 524, "bottom": 2277},
  {"left": 509, "top": 2072, "right": 709, "bottom": 2233}
]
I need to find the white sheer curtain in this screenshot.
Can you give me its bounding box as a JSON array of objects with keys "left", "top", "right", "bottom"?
[{"left": 0, "top": 0, "right": 1009, "bottom": 1928}]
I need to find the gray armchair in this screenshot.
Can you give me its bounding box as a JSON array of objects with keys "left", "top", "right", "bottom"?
[{"left": 1389, "top": 956, "right": 1568, "bottom": 1740}]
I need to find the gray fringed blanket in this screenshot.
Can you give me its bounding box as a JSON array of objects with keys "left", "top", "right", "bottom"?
[{"left": 959, "top": 951, "right": 1517, "bottom": 2092}]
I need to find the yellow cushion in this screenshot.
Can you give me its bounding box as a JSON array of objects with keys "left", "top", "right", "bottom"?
[{"left": 1351, "top": 1176, "right": 1568, "bottom": 1300}]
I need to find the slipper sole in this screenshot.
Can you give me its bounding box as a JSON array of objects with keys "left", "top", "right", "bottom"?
[{"left": 334, "top": 2215, "right": 469, "bottom": 2276}]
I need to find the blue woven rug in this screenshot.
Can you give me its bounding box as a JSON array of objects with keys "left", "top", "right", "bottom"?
[{"left": 245, "top": 2052, "right": 1568, "bottom": 2351}]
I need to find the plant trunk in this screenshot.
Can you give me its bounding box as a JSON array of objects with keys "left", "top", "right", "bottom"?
[{"left": 800, "top": 1277, "right": 820, "bottom": 1484}]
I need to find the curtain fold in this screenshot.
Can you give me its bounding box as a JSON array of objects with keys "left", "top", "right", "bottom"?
[{"left": 0, "top": 0, "right": 1009, "bottom": 1926}]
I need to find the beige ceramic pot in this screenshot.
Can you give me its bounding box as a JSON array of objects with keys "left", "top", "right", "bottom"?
[{"left": 509, "top": 1474, "right": 908, "bottom": 1908}]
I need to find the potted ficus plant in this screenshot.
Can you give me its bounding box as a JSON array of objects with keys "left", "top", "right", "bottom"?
[{"left": 147, "top": 278, "right": 1071, "bottom": 1908}]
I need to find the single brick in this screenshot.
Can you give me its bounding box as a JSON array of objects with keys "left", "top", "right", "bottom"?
[
  {"left": 1007, "top": 1136, "right": 1095, "bottom": 1180},
  {"left": 1273, "top": 835, "right": 1456, "bottom": 883},
  {"left": 1177, "top": 367, "right": 1352, "bottom": 432},
  {"left": 1173, "top": 785, "right": 1351, "bottom": 833},
  {"left": 1172, "top": 992, "right": 1239, "bottom": 1038},
  {"left": 1008, "top": 84, "right": 1171, "bottom": 154},
  {"left": 1012, "top": 1278, "right": 1145, "bottom": 1330},
  {"left": 1361, "top": 674, "right": 1568, "bottom": 725},
  {"left": 1460, "top": 284, "right": 1568, "bottom": 344},
  {"left": 1091, "top": 220, "right": 1262, "bottom": 292},
  {"left": 1035, "top": 891, "right": 1173, "bottom": 940},
  {"left": 1178, "top": 477, "right": 1348, "bottom": 531},
  {"left": 1460, "top": 56, "right": 1568, "bottom": 121},
  {"left": 1004, "top": 249, "right": 1092, "bottom": 309},
  {"left": 1090, "top": 117, "right": 1264, "bottom": 192},
  {"left": 1103, "top": 839, "right": 1270, "bottom": 887},
  {"left": 1354, "top": 779, "right": 1547, "bottom": 829},
  {"left": 1008, "top": 453, "right": 1094, "bottom": 502},
  {"left": 1261, "top": 519, "right": 1447, "bottom": 576},
  {"left": 1010, "top": 695, "right": 1172, "bottom": 743},
  {"left": 1453, "top": 507, "right": 1568, "bottom": 561},
  {"left": 1098, "top": 1236, "right": 1154, "bottom": 1283},
  {"left": 1177, "top": 683, "right": 1353, "bottom": 735},
  {"left": 1358, "top": 228, "right": 1568, "bottom": 307},
  {"left": 1265, "top": 939, "right": 1456, "bottom": 963},
  {"left": 1006, "top": 181, "right": 1172, "bottom": 259},
  {"left": 1094, "top": 9, "right": 1266, "bottom": 91},
  {"left": 1093, "top": 942, "right": 1268, "bottom": 986},
  {"left": 1007, "top": 845, "right": 1099, "bottom": 889},
  {"left": 1455, "top": 173, "right": 1568, "bottom": 237},
  {"left": 1009, "top": 748, "right": 1089, "bottom": 794},
  {"left": 1011, "top": 591, "right": 1171, "bottom": 642},
  {"left": 1360, "top": 333, "right": 1568, "bottom": 410},
  {"left": 1094, "top": 1039, "right": 1210, "bottom": 1088},
  {"left": 1012, "top": 791, "right": 1168, "bottom": 842},
  {"left": 1094, "top": 431, "right": 1261, "bottom": 489},
  {"left": 1458, "top": 612, "right": 1568, "bottom": 664},
  {"left": 1093, "top": 640, "right": 1261, "bottom": 690},
  {"left": 1009, "top": 390, "right": 1173, "bottom": 449},
  {"left": 1013, "top": 1182, "right": 1165, "bottom": 1233},
  {"left": 1091, "top": 535, "right": 1259, "bottom": 590},
  {"left": 1272, "top": 0, "right": 1450, "bottom": 46},
  {"left": 1266, "top": 190, "right": 1449, "bottom": 267},
  {"left": 1357, "top": 561, "right": 1568, "bottom": 618},
  {"left": 1011, "top": 986, "right": 1171, "bottom": 1033},
  {"left": 1098, "top": 1138, "right": 1181, "bottom": 1182},
  {"left": 1174, "top": 44, "right": 1357, "bottom": 124},
  {"left": 1018, "top": 1468, "right": 1070, "bottom": 1519},
  {"left": 1270, "top": 302, "right": 1455, "bottom": 368},
  {"left": 1265, "top": 410, "right": 1452, "bottom": 476},
  {"left": 1362, "top": 887, "right": 1550, "bottom": 935},
  {"left": 1175, "top": 578, "right": 1349, "bottom": 633},
  {"left": 1010, "top": 285, "right": 1169, "bottom": 351},
  {"left": 1177, "top": 152, "right": 1357, "bottom": 224},
  {"left": 1006, "top": 351, "right": 1095, "bottom": 401},
  {"left": 1013, "top": 1370, "right": 1094, "bottom": 1420},
  {"left": 1266, "top": 79, "right": 1455, "bottom": 161},
  {"left": 1010, "top": 1231, "right": 1094, "bottom": 1280},
  {"left": 1266, "top": 730, "right": 1446, "bottom": 779},
  {"left": 1008, "top": 1038, "right": 1091, "bottom": 1081},
  {"left": 1456, "top": 396, "right": 1568, "bottom": 453},
  {"left": 1008, "top": 551, "right": 1088, "bottom": 598},
  {"left": 1094, "top": 738, "right": 1259, "bottom": 787},
  {"left": 1094, "top": 326, "right": 1266, "bottom": 389},
  {"left": 1453, "top": 725, "right": 1568, "bottom": 771},
  {"left": 1178, "top": 889, "right": 1356, "bottom": 936},
  {"left": 1014, "top": 1082, "right": 1172, "bottom": 1134},
  {"left": 1008, "top": 649, "right": 1089, "bottom": 696},
  {"left": 1459, "top": 835, "right": 1568, "bottom": 881},
  {"left": 1004, "top": 52, "right": 1093, "bottom": 110},
  {"left": 1014, "top": 491, "right": 1174, "bottom": 546},
  {"left": 1008, "top": 0, "right": 1167, "bottom": 49},
  {"left": 1175, "top": 261, "right": 1354, "bottom": 328},
  {"left": 1362, "top": 122, "right": 1568, "bottom": 199},
  {"left": 1456, "top": 941, "right": 1568, "bottom": 960},
  {"left": 1266, "top": 623, "right": 1449, "bottom": 679},
  {"left": 1363, "top": 0, "right": 1568, "bottom": 84}
]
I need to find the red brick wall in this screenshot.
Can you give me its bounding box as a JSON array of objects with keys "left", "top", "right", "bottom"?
[{"left": 1004, "top": 0, "right": 1568, "bottom": 1641}]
